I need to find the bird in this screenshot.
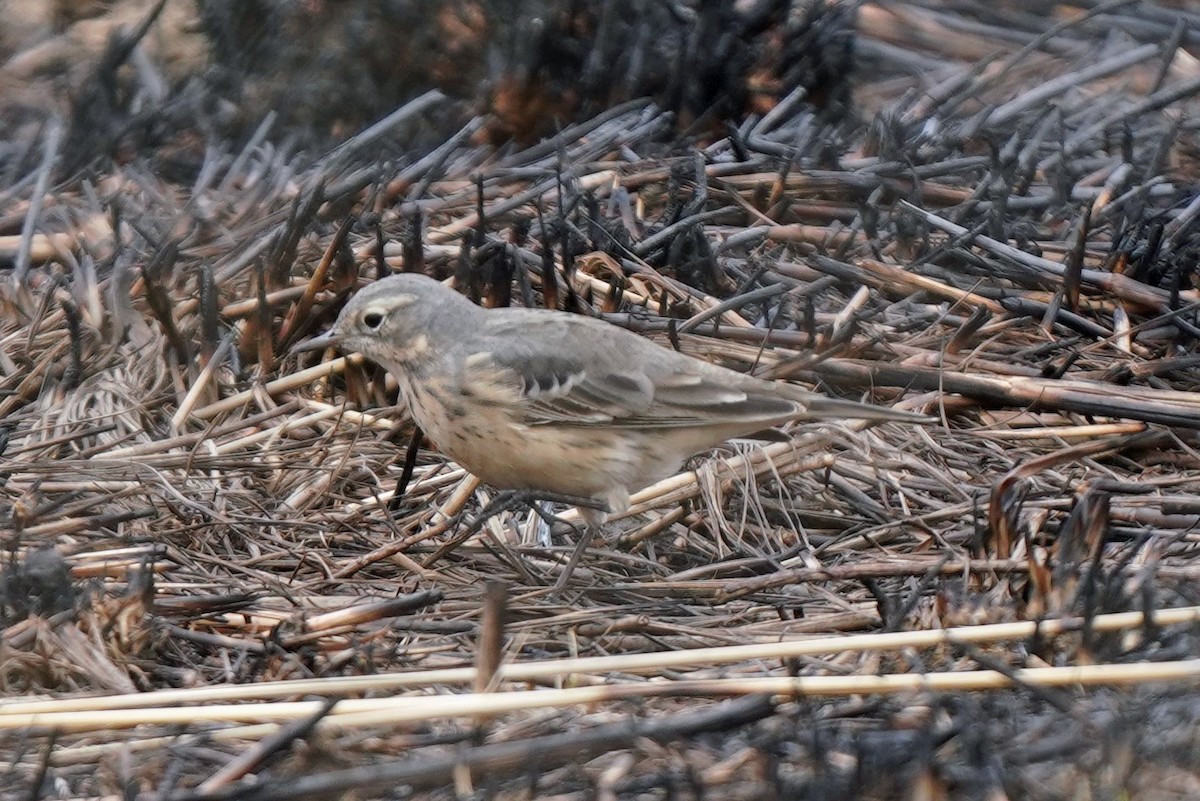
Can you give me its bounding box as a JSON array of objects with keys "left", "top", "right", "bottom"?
[{"left": 298, "top": 273, "right": 928, "bottom": 584}]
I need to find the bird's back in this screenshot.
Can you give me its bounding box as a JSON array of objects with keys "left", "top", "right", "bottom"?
[{"left": 477, "top": 305, "right": 821, "bottom": 434}]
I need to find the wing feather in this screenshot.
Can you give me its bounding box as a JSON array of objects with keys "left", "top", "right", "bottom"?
[
  {"left": 462, "top": 315, "right": 803, "bottom": 429},
  {"left": 459, "top": 311, "right": 924, "bottom": 431}
]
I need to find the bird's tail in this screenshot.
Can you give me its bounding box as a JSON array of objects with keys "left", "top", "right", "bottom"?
[{"left": 800, "top": 397, "right": 934, "bottom": 424}]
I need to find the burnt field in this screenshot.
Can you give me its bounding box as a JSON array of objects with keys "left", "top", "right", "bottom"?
[{"left": 3, "top": 1, "right": 1200, "bottom": 798}]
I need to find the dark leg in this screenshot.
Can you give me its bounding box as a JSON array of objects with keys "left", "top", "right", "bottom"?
[
  {"left": 388, "top": 426, "right": 425, "bottom": 515},
  {"left": 550, "top": 521, "right": 597, "bottom": 597}
]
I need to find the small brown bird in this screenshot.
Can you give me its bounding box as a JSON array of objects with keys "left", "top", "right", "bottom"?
[{"left": 300, "top": 273, "right": 926, "bottom": 582}]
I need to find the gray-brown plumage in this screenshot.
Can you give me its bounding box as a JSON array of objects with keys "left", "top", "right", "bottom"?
[{"left": 302, "top": 273, "right": 927, "bottom": 525}]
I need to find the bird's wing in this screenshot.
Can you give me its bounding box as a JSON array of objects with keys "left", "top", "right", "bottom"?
[
  {"left": 462, "top": 315, "right": 801, "bottom": 429},
  {"left": 460, "top": 344, "right": 661, "bottom": 426}
]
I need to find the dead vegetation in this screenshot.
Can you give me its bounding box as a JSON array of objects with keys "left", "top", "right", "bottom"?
[{"left": 3, "top": 1, "right": 1200, "bottom": 798}]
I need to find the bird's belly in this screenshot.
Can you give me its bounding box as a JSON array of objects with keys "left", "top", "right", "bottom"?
[
  {"left": 446, "top": 423, "right": 629, "bottom": 497},
  {"left": 401, "top": 378, "right": 687, "bottom": 511}
]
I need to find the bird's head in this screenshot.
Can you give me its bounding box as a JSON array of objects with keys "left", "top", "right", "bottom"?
[{"left": 295, "top": 273, "right": 481, "bottom": 370}]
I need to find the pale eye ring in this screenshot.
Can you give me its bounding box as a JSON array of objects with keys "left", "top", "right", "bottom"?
[{"left": 362, "top": 310, "right": 385, "bottom": 330}]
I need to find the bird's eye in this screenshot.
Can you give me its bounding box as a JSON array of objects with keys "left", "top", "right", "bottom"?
[{"left": 362, "top": 310, "right": 386, "bottom": 330}]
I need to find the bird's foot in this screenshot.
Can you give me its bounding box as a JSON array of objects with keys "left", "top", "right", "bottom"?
[
  {"left": 424, "top": 490, "right": 607, "bottom": 571},
  {"left": 469, "top": 489, "right": 605, "bottom": 534}
]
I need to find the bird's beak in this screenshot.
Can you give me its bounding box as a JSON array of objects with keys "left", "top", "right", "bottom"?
[{"left": 290, "top": 328, "right": 344, "bottom": 355}]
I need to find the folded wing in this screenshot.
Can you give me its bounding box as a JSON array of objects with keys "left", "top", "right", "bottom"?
[{"left": 464, "top": 315, "right": 804, "bottom": 429}]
